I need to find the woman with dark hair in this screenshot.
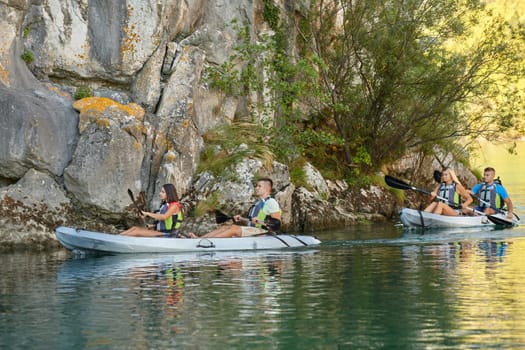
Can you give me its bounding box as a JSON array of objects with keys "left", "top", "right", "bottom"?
[{"left": 120, "top": 184, "right": 183, "bottom": 237}]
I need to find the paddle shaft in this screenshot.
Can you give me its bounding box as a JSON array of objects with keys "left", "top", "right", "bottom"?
[
  {"left": 127, "top": 189, "right": 143, "bottom": 214},
  {"left": 432, "top": 194, "right": 484, "bottom": 216},
  {"left": 214, "top": 210, "right": 279, "bottom": 231},
  {"left": 128, "top": 189, "right": 147, "bottom": 226},
  {"left": 470, "top": 192, "right": 518, "bottom": 220},
  {"left": 384, "top": 175, "right": 483, "bottom": 215}
]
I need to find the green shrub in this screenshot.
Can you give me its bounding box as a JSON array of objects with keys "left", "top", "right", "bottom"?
[
  {"left": 74, "top": 86, "right": 94, "bottom": 100},
  {"left": 197, "top": 122, "right": 275, "bottom": 178},
  {"left": 263, "top": 0, "right": 280, "bottom": 30},
  {"left": 21, "top": 51, "right": 34, "bottom": 64},
  {"left": 23, "top": 26, "right": 30, "bottom": 39}
]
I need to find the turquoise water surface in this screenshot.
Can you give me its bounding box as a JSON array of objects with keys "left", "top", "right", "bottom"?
[{"left": 3, "top": 225, "right": 525, "bottom": 349}]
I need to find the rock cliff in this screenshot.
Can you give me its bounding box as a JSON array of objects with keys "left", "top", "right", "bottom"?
[{"left": 0, "top": 0, "right": 471, "bottom": 250}]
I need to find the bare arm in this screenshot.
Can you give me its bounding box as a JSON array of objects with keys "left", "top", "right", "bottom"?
[
  {"left": 457, "top": 184, "right": 473, "bottom": 208},
  {"left": 504, "top": 197, "right": 513, "bottom": 219},
  {"left": 430, "top": 184, "right": 440, "bottom": 199},
  {"left": 143, "top": 204, "right": 180, "bottom": 221}
]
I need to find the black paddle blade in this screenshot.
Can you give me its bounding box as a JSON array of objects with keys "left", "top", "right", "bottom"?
[
  {"left": 264, "top": 217, "right": 281, "bottom": 232},
  {"left": 215, "top": 210, "right": 233, "bottom": 224},
  {"left": 486, "top": 214, "right": 515, "bottom": 227},
  {"left": 384, "top": 175, "right": 431, "bottom": 195},
  {"left": 127, "top": 188, "right": 135, "bottom": 202},
  {"left": 433, "top": 170, "right": 442, "bottom": 183},
  {"left": 127, "top": 189, "right": 143, "bottom": 215},
  {"left": 384, "top": 175, "right": 412, "bottom": 190}
]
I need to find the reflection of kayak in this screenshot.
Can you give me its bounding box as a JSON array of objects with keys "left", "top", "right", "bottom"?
[
  {"left": 55, "top": 226, "right": 321, "bottom": 254},
  {"left": 56, "top": 250, "right": 319, "bottom": 282},
  {"left": 399, "top": 208, "right": 519, "bottom": 229}
]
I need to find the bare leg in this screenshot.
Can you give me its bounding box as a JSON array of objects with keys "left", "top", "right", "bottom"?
[
  {"left": 188, "top": 225, "right": 232, "bottom": 238},
  {"left": 120, "top": 226, "right": 163, "bottom": 237},
  {"left": 433, "top": 202, "right": 458, "bottom": 216},
  {"left": 424, "top": 202, "right": 437, "bottom": 213},
  {"left": 201, "top": 224, "right": 242, "bottom": 238},
  {"left": 484, "top": 208, "right": 496, "bottom": 215}
]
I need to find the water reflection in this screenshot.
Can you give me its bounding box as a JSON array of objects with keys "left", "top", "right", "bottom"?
[
  {"left": 4, "top": 230, "right": 525, "bottom": 348},
  {"left": 52, "top": 250, "right": 321, "bottom": 349}
]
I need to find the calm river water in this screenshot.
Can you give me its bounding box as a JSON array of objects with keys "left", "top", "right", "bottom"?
[{"left": 1, "top": 142, "right": 525, "bottom": 350}]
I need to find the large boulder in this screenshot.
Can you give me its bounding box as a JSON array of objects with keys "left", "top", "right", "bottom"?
[
  {"left": 0, "top": 85, "right": 78, "bottom": 180},
  {"left": 64, "top": 98, "right": 146, "bottom": 214},
  {"left": 0, "top": 169, "right": 71, "bottom": 250},
  {"left": 0, "top": 4, "right": 79, "bottom": 182}
]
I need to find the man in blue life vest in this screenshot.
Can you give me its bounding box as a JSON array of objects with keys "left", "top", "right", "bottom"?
[
  {"left": 191, "top": 177, "right": 282, "bottom": 238},
  {"left": 470, "top": 167, "right": 514, "bottom": 220}
]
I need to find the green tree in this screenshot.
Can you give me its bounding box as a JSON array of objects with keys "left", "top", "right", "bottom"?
[
  {"left": 298, "top": 0, "right": 525, "bottom": 175},
  {"left": 206, "top": 0, "right": 525, "bottom": 181}
]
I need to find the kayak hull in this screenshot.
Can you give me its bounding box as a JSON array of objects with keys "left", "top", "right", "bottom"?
[
  {"left": 399, "top": 208, "right": 518, "bottom": 229},
  {"left": 55, "top": 226, "right": 321, "bottom": 254}
]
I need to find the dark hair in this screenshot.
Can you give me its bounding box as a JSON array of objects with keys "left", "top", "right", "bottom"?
[
  {"left": 162, "top": 184, "right": 179, "bottom": 202},
  {"left": 484, "top": 167, "right": 495, "bottom": 173},
  {"left": 257, "top": 177, "right": 273, "bottom": 190}
]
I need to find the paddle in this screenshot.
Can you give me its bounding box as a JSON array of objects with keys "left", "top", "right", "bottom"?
[
  {"left": 127, "top": 189, "right": 144, "bottom": 215},
  {"left": 434, "top": 170, "right": 519, "bottom": 222},
  {"left": 433, "top": 170, "right": 442, "bottom": 183},
  {"left": 384, "top": 175, "right": 484, "bottom": 215},
  {"left": 485, "top": 214, "right": 515, "bottom": 227},
  {"left": 214, "top": 210, "right": 281, "bottom": 232},
  {"left": 215, "top": 210, "right": 233, "bottom": 224},
  {"left": 385, "top": 175, "right": 433, "bottom": 196}
]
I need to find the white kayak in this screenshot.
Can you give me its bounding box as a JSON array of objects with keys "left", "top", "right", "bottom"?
[
  {"left": 399, "top": 208, "right": 519, "bottom": 229},
  {"left": 55, "top": 226, "right": 321, "bottom": 254}
]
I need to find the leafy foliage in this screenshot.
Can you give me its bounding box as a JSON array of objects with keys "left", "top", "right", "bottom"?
[
  {"left": 21, "top": 51, "right": 34, "bottom": 64},
  {"left": 295, "top": 0, "right": 525, "bottom": 175},
  {"left": 205, "top": 0, "right": 525, "bottom": 181},
  {"left": 74, "top": 86, "right": 94, "bottom": 100},
  {"left": 197, "top": 122, "right": 275, "bottom": 178}
]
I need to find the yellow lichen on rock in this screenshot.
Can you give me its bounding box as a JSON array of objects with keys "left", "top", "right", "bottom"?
[
  {"left": 73, "top": 97, "right": 145, "bottom": 133},
  {"left": 95, "top": 117, "right": 110, "bottom": 129},
  {"left": 45, "top": 84, "right": 72, "bottom": 100},
  {"left": 164, "top": 151, "right": 177, "bottom": 162},
  {"left": 73, "top": 97, "right": 145, "bottom": 120},
  {"left": 0, "top": 62, "right": 10, "bottom": 87}
]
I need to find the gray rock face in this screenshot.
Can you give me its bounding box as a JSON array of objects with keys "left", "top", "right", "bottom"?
[
  {"left": 4, "top": 168, "right": 70, "bottom": 209},
  {"left": 64, "top": 121, "right": 144, "bottom": 213},
  {"left": 0, "top": 85, "right": 78, "bottom": 180},
  {"left": 0, "top": 169, "right": 71, "bottom": 250},
  {"left": 303, "top": 162, "right": 329, "bottom": 198}
]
